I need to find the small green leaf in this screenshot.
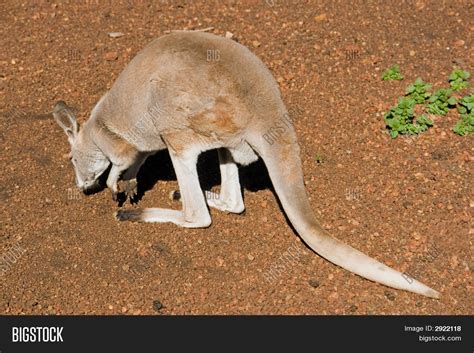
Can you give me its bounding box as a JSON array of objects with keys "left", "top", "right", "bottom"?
[
  {"left": 449, "top": 69, "right": 470, "bottom": 91},
  {"left": 382, "top": 65, "right": 404, "bottom": 81},
  {"left": 405, "top": 78, "right": 432, "bottom": 104}
]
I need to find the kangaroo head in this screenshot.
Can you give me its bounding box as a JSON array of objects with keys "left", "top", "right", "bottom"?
[{"left": 53, "top": 101, "right": 110, "bottom": 193}]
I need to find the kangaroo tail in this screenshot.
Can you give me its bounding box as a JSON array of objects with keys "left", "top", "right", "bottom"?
[{"left": 248, "top": 132, "right": 439, "bottom": 299}]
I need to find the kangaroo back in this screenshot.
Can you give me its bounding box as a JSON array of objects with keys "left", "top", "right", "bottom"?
[{"left": 89, "top": 31, "right": 293, "bottom": 154}]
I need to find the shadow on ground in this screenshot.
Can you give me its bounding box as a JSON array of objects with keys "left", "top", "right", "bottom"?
[{"left": 112, "top": 148, "right": 274, "bottom": 206}]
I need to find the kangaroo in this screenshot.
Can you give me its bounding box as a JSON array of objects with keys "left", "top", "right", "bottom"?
[{"left": 53, "top": 31, "right": 439, "bottom": 298}]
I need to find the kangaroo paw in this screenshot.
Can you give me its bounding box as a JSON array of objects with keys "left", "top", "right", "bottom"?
[{"left": 118, "top": 179, "right": 138, "bottom": 201}]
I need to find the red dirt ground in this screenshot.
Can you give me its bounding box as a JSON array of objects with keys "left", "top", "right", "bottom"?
[{"left": 0, "top": 0, "right": 472, "bottom": 314}]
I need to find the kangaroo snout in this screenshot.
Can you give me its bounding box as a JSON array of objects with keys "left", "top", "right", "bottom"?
[{"left": 81, "top": 180, "right": 101, "bottom": 195}]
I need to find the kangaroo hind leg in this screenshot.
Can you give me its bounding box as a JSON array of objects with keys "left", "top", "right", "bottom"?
[{"left": 206, "top": 148, "right": 245, "bottom": 214}]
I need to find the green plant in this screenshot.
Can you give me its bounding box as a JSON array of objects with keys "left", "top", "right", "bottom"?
[
  {"left": 405, "top": 78, "right": 431, "bottom": 103},
  {"left": 383, "top": 68, "right": 472, "bottom": 138},
  {"left": 453, "top": 115, "right": 474, "bottom": 136},
  {"left": 426, "top": 88, "right": 457, "bottom": 115},
  {"left": 453, "top": 90, "right": 474, "bottom": 136},
  {"left": 384, "top": 97, "right": 433, "bottom": 138},
  {"left": 449, "top": 69, "right": 470, "bottom": 91},
  {"left": 315, "top": 154, "right": 325, "bottom": 164},
  {"left": 415, "top": 114, "right": 434, "bottom": 131},
  {"left": 382, "top": 65, "right": 404, "bottom": 81}
]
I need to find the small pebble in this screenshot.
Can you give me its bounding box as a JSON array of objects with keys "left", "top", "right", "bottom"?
[
  {"left": 104, "top": 51, "right": 118, "bottom": 61},
  {"left": 216, "top": 257, "right": 224, "bottom": 266},
  {"left": 108, "top": 32, "right": 124, "bottom": 38},
  {"left": 348, "top": 304, "right": 358, "bottom": 312},
  {"left": 314, "top": 14, "right": 327, "bottom": 22},
  {"left": 152, "top": 300, "right": 163, "bottom": 312},
  {"left": 308, "top": 279, "right": 320, "bottom": 288},
  {"left": 384, "top": 290, "right": 396, "bottom": 301},
  {"left": 450, "top": 255, "right": 458, "bottom": 269},
  {"left": 169, "top": 190, "right": 181, "bottom": 201}
]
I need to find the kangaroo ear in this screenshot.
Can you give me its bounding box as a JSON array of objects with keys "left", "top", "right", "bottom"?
[{"left": 53, "top": 101, "right": 79, "bottom": 142}]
